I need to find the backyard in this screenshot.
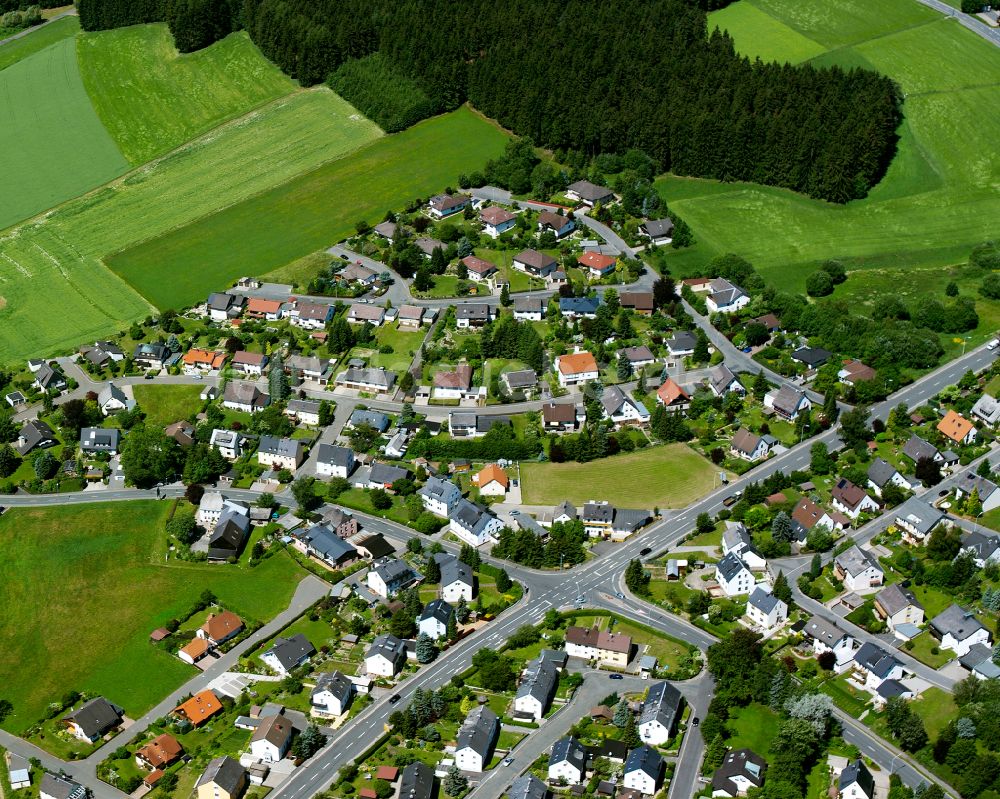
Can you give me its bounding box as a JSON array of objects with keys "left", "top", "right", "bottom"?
[{"left": 132, "top": 384, "right": 205, "bottom": 429}]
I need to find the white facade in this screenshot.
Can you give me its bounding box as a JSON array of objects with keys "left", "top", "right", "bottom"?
[
  {"left": 623, "top": 768, "right": 659, "bottom": 796},
  {"left": 548, "top": 759, "right": 585, "bottom": 786},
  {"left": 418, "top": 615, "right": 448, "bottom": 641},
  {"left": 365, "top": 653, "right": 402, "bottom": 678},
  {"left": 442, "top": 577, "right": 474, "bottom": 603}
]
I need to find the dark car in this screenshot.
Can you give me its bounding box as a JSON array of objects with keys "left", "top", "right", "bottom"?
[
  {"left": 388, "top": 694, "right": 402, "bottom": 704},
  {"left": 639, "top": 547, "right": 652, "bottom": 556},
  {"left": 692, "top": 717, "right": 700, "bottom": 726},
  {"left": 722, "top": 495, "right": 738, "bottom": 507},
  {"left": 609, "top": 674, "right": 624, "bottom": 680}
]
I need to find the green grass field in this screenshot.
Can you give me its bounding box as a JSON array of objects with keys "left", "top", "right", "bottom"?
[
  {"left": 661, "top": 0, "right": 1000, "bottom": 296},
  {"left": 0, "top": 36, "right": 128, "bottom": 231},
  {"left": 0, "top": 501, "right": 306, "bottom": 734},
  {"left": 107, "top": 106, "right": 510, "bottom": 310},
  {"left": 0, "top": 89, "right": 382, "bottom": 366},
  {"left": 0, "top": 14, "right": 79, "bottom": 72},
  {"left": 78, "top": 25, "right": 298, "bottom": 165},
  {"left": 520, "top": 443, "right": 721, "bottom": 508},
  {"left": 132, "top": 384, "right": 204, "bottom": 429}
]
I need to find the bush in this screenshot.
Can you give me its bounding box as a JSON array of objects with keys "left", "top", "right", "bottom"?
[{"left": 806, "top": 270, "right": 834, "bottom": 297}]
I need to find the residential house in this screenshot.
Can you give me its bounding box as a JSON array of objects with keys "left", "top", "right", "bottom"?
[
  {"left": 415, "top": 237, "right": 445, "bottom": 258},
  {"left": 340, "top": 262, "right": 378, "bottom": 286},
  {"left": 581, "top": 501, "right": 614, "bottom": 537},
  {"left": 513, "top": 249, "right": 558, "bottom": 278},
  {"left": 620, "top": 291, "right": 654, "bottom": 315},
  {"left": 133, "top": 342, "right": 171, "bottom": 370},
  {"left": 638, "top": 681, "right": 684, "bottom": 746},
  {"left": 198, "top": 611, "right": 244, "bottom": 646},
  {"left": 438, "top": 554, "right": 475, "bottom": 602},
  {"left": 315, "top": 444, "right": 355, "bottom": 479},
  {"left": 874, "top": 584, "right": 924, "bottom": 633},
  {"left": 833, "top": 545, "right": 884, "bottom": 591},
  {"left": 838, "top": 360, "right": 876, "bottom": 385},
  {"left": 480, "top": 206, "right": 516, "bottom": 238},
  {"left": 6, "top": 757, "right": 29, "bottom": 792},
  {"left": 501, "top": 369, "right": 538, "bottom": 395},
  {"left": 621, "top": 346, "right": 656, "bottom": 371},
  {"left": 222, "top": 381, "right": 269, "bottom": 413},
  {"left": 347, "top": 304, "right": 386, "bottom": 326},
  {"left": 261, "top": 633, "right": 316, "bottom": 676},
  {"left": 559, "top": 297, "right": 601, "bottom": 319},
  {"left": 289, "top": 301, "right": 334, "bottom": 330},
  {"left": 33, "top": 362, "right": 67, "bottom": 393},
  {"left": 638, "top": 218, "right": 674, "bottom": 245},
  {"left": 514, "top": 657, "right": 558, "bottom": 721},
  {"left": 578, "top": 251, "right": 617, "bottom": 278},
  {"left": 790, "top": 347, "right": 832, "bottom": 369},
  {"left": 80, "top": 427, "right": 121, "bottom": 455},
  {"left": 449, "top": 499, "right": 504, "bottom": 547},
  {"left": 972, "top": 393, "right": 1000, "bottom": 427},
  {"left": 174, "top": 690, "right": 224, "bottom": 727},
  {"left": 195, "top": 757, "right": 246, "bottom": 799},
  {"left": 311, "top": 671, "right": 354, "bottom": 717},
  {"left": 601, "top": 385, "right": 650, "bottom": 427},
  {"left": 548, "top": 737, "right": 588, "bottom": 785},
  {"left": 40, "top": 773, "right": 87, "bottom": 799},
  {"left": 705, "top": 278, "right": 750, "bottom": 314},
  {"left": 962, "top": 530, "right": 1000, "bottom": 568},
  {"left": 656, "top": 378, "right": 691, "bottom": 413},
  {"left": 721, "top": 522, "right": 767, "bottom": 569},
  {"left": 623, "top": 745, "right": 663, "bottom": 796},
  {"left": 348, "top": 409, "right": 390, "bottom": 432},
  {"left": 764, "top": 385, "right": 811, "bottom": 420},
  {"left": 790, "top": 496, "right": 835, "bottom": 540},
  {"left": 555, "top": 351, "right": 599, "bottom": 386},
  {"left": 14, "top": 419, "right": 58, "bottom": 456},
  {"left": 4, "top": 391, "right": 25, "bottom": 408},
  {"left": 63, "top": 697, "right": 123, "bottom": 743},
  {"left": 831, "top": 478, "right": 879, "bottom": 519},
  {"left": 745, "top": 588, "right": 788, "bottom": 632},
  {"left": 182, "top": 349, "right": 226, "bottom": 373},
  {"left": 165, "top": 421, "right": 195, "bottom": 447},
  {"left": 866, "top": 458, "right": 909, "bottom": 498},
  {"left": 564, "top": 625, "right": 632, "bottom": 667},
  {"left": 209, "top": 429, "right": 244, "bottom": 460},
  {"left": 711, "top": 749, "right": 766, "bottom": 798},
  {"left": 513, "top": 296, "right": 546, "bottom": 321},
  {"left": 509, "top": 775, "right": 547, "bottom": 799},
  {"left": 448, "top": 412, "right": 511, "bottom": 438},
  {"left": 419, "top": 476, "right": 463, "bottom": 517},
  {"left": 429, "top": 193, "right": 470, "bottom": 218},
  {"left": 257, "top": 436, "right": 305, "bottom": 470},
  {"left": 851, "top": 642, "right": 906, "bottom": 691},
  {"left": 715, "top": 553, "right": 755, "bottom": 596},
  {"left": 902, "top": 434, "right": 943, "bottom": 467},
  {"left": 542, "top": 401, "right": 583, "bottom": 432},
  {"left": 938, "top": 410, "right": 978, "bottom": 446},
  {"left": 959, "top": 644, "right": 1000, "bottom": 681},
  {"left": 365, "top": 634, "right": 407, "bottom": 678},
  {"left": 957, "top": 472, "right": 1000, "bottom": 512},
  {"left": 930, "top": 604, "right": 991, "bottom": 656},
  {"left": 433, "top": 363, "right": 475, "bottom": 400},
  {"left": 135, "top": 734, "right": 183, "bottom": 771},
  {"left": 231, "top": 352, "right": 268, "bottom": 377},
  {"left": 97, "top": 383, "right": 131, "bottom": 416},
  {"left": 538, "top": 210, "right": 575, "bottom": 238},
  {"left": 206, "top": 292, "right": 244, "bottom": 321},
  {"left": 893, "top": 496, "right": 945, "bottom": 545},
  {"left": 730, "top": 427, "right": 771, "bottom": 462},
  {"left": 368, "top": 557, "right": 417, "bottom": 598},
  {"left": 398, "top": 762, "right": 436, "bottom": 799},
  {"left": 335, "top": 367, "right": 396, "bottom": 393},
  {"left": 454, "top": 302, "right": 492, "bottom": 329},
  {"left": 462, "top": 255, "right": 498, "bottom": 282},
  {"left": 709, "top": 365, "right": 745, "bottom": 397},
  {"left": 207, "top": 506, "right": 251, "bottom": 561},
  {"left": 418, "top": 599, "right": 453, "bottom": 641},
  {"left": 838, "top": 759, "right": 874, "bottom": 799},
  {"left": 454, "top": 706, "right": 499, "bottom": 773},
  {"left": 473, "top": 464, "right": 509, "bottom": 496},
  {"left": 244, "top": 298, "right": 283, "bottom": 320},
  {"left": 802, "top": 616, "right": 857, "bottom": 669},
  {"left": 397, "top": 305, "right": 428, "bottom": 327},
  {"left": 250, "top": 714, "right": 292, "bottom": 764},
  {"left": 666, "top": 331, "right": 697, "bottom": 358},
  {"left": 566, "top": 180, "right": 614, "bottom": 206},
  {"left": 293, "top": 524, "right": 358, "bottom": 568},
  {"left": 179, "top": 637, "right": 212, "bottom": 665}
]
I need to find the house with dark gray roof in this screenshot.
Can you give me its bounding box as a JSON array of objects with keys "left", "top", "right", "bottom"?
[
  {"left": 80, "top": 427, "right": 121, "bottom": 454},
  {"left": 347, "top": 409, "right": 390, "bottom": 432},
  {"left": 365, "top": 633, "right": 407, "bottom": 678},
  {"left": 715, "top": 552, "right": 754, "bottom": 596},
  {"left": 399, "top": 762, "right": 436, "bottom": 799},
  {"left": 450, "top": 498, "right": 504, "bottom": 547},
  {"left": 930, "top": 604, "right": 991, "bottom": 656},
  {"left": 745, "top": 587, "right": 787, "bottom": 631},
  {"left": 623, "top": 745, "right": 663, "bottom": 795},
  {"left": 548, "top": 737, "right": 588, "bottom": 785},
  {"left": 15, "top": 419, "right": 58, "bottom": 456},
  {"left": 455, "top": 303, "right": 493, "bottom": 329},
  {"left": 316, "top": 443, "right": 355, "bottom": 479},
  {"left": 764, "top": 385, "right": 811, "bottom": 420},
  {"left": 839, "top": 759, "right": 875, "bottom": 799},
  {"left": 893, "top": 495, "right": 945, "bottom": 545},
  {"left": 208, "top": 508, "right": 250, "bottom": 561},
  {"left": 874, "top": 583, "right": 924, "bottom": 633},
  {"left": 665, "top": 330, "right": 697, "bottom": 357},
  {"left": 368, "top": 557, "right": 417, "bottom": 598},
  {"left": 866, "top": 457, "right": 907, "bottom": 497},
  {"left": 39, "top": 773, "right": 87, "bottom": 799},
  {"left": 790, "top": 347, "right": 832, "bottom": 368},
  {"left": 507, "top": 774, "right": 547, "bottom": 799},
  {"left": 419, "top": 476, "right": 462, "bottom": 517},
  {"left": 902, "top": 434, "right": 942, "bottom": 466},
  {"left": 567, "top": 180, "right": 614, "bottom": 206},
  {"left": 195, "top": 756, "right": 246, "bottom": 799},
  {"left": 437, "top": 554, "right": 475, "bottom": 602},
  {"left": 852, "top": 642, "right": 905, "bottom": 690},
  {"left": 639, "top": 217, "right": 674, "bottom": 244},
  {"left": 311, "top": 671, "right": 354, "bottom": 717},
  {"left": 455, "top": 706, "right": 499, "bottom": 773},
  {"left": 293, "top": 524, "right": 357, "bottom": 568},
  {"left": 336, "top": 366, "right": 396, "bottom": 393},
  {"left": 63, "top": 697, "right": 124, "bottom": 742},
  {"left": 638, "top": 681, "right": 684, "bottom": 746},
  {"left": 33, "top": 362, "right": 67, "bottom": 393},
  {"left": 514, "top": 656, "right": 558, "bottom": 721},
  {"left": 956, "top": 472, "right": 1000, "bottom": 513},
  {"left": 962, "top": 529, "right": 1000, "bottom": 568},
  {"left": 802, "top": 616, "right": 857, "bottom": 667},
  {"left": 261, "top": 633, "right": 316, "bottom": 675},
  {"left": 418, "top": 598, "right": 454, "bottom": 641},
  {"left": 708, "top": 364, "right": 744, "bottom": 397},
  {"left": 833, "top": 545, "right": 883, "bottom": 591},
  {"left": 711, "top": 749, "right": 766, "bottom": 798}
]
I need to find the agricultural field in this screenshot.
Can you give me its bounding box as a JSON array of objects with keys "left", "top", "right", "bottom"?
[
  {"left": 520, "top": 443, "right": 722, "bottom": 508},
  {"left": 0, "top": 501, "right": 307, "bottom": 734},
  {"left": 107, "top": 106, "right": 510, "bottom": 310},
  {"left": 0, "top": 89, "right": 382, "bottom": 366},
  {"left": 78, "top": 25, "right": 298, "bottom": 164},
  {"left": 660, "top": 0, "right": 1000, "bottom": 297},
  {"left": 0, "top": 36, "right": 128, "bottom": 231},
  {"left": 132, "top": 384, "right": 205, "bottom": 429},
  {"left": 0, "top": 14, "right": 78, "bottom": 72}
]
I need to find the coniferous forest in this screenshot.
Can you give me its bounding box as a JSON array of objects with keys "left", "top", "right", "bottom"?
[{"left": 81, "top": 0, "right": 902, "bottom": 203}]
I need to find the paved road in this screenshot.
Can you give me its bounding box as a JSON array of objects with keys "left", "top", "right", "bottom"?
[
  {"left": 0, "top": 8, "right": 77, "bottom": 49},
  {"left": 916, "top": 0, "right": 1000, "bottom": 47}
]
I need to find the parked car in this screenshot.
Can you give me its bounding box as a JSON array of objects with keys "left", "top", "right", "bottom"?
[{"left": 609, "top": 674, "right": 624, "bottom": 680}]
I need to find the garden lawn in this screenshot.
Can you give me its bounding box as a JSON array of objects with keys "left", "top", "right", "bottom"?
[
  {"left": 132, "top": 384, "right": 204, "bottom": 429},
  {"left": 0, "top": 89, "right": 380, "bottom": 366},
  {"left": 662, "top": 0, "right": 1000, "bottom": 303},
  {"left": 109, "top": 106, "right": 510, "bottom": 308},
  {"left": 0, "top": 36, "right": 128, "bottom": 231},
  {"left": 0, "top": 14, "right": 78, "bottom": 72},
  {"left": 725, "top": 703, "right": 781, "bottom": 755},
  {"left": 909, "top": 687, "right": 958, "bottom": 739},
  {"left": 78, "top": 25, "right": 298, "bottom": 165},
  {"left": 0, "top": 501, "right": 306, "bottom": 735},
  {"left": 906, "top": 631, "right": 954, "bottom": 668},
  {"left": 569, "top": 614, "right": 689, "bottom": 670},
  {"left": 520, "top": 444, "right": 721, "bottom": 508},
  {"left": 371, "top": 324, "right": 426, "bottom": 371}
]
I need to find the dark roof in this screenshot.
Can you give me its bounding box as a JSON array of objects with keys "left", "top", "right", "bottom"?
[
  {"left": 349, "top": 409, "right": 390, "bottom": 432},
  {"left": 457, "top": 705, "right": 499, "bottom": 757},
  {"left": 711, "top": 748, "right": 766, "bottom": 796},
  {"left": 902, "top": 434, "right": 939, "bottom": 463},
  {"left": 420, "top": 598, "right": 454, "bottom": 626},
  {"left": 839, "top": 759, "right": 874, "bottom": 799},
  {"left": 317, "top": 443, "right": 355, "bottom": 468},
  {"left": 64, "top": 697, "right": 123, "bottom": 739},
  {"left": 40, "top": 773, "right": 87, "bottom": 799},
  {"left": 196, "top": 757, "right": 245, "bottom": 796},
  {"left": 930, "top": 604, "right": 987, "bottom": 641},
  {"left": 639, "top": 681, "right": 683, "bottom": 732},
  {"left": 867, "top": 457, "right": 899, "bottom": 488},
  {"left": 357, "top": 533, "right": 395, "bottom": 559},
  {"left": 642, "top": 218, "right": 674, "bottom": 238},
  {"left": 790, "top": 347, "right": 832, "bottom": 367},
  {"left": 624, "top": 745, "right": 663, "bottom": 780},
  {"left": 550, "top": 737, "right": 587, "bottom": 771},
  {"left": 853, "top": 642, "right": 902, "bottom": 679},
  {"left": 508, "top": 774, "right": 547, "bottom": 799},
  {"left": 875, "top": 583, "right": 921, "bottom": 617},
  {"left": 265, "top": 633, "right": 316, "bottom": 671},
  {"left": 716, "top": 552, "right": 750, "bottom": 582},
  {"left": 399, "top": 762, "right": 436, "bottom": 799}
]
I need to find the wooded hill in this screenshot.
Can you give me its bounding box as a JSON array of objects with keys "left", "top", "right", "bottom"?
[{"left": 81, "top": 0, "right": 902, "bottom": 204}]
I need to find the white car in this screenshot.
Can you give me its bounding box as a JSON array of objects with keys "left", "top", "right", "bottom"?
[{"left": 988, "top": 339, "right": 999, "bottom": 351}]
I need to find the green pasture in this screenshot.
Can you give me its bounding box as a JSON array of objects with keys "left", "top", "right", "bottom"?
[
  {"left": 0, "top": 14, "right": 79, "bottom": 72},
  {"left": 132, "top": 384, "right": 205, "bottom": 429}
]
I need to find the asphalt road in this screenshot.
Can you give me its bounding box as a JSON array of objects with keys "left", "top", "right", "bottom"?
[{"left": 916, "top": 0, "right": 1000, "bottom": 47}]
